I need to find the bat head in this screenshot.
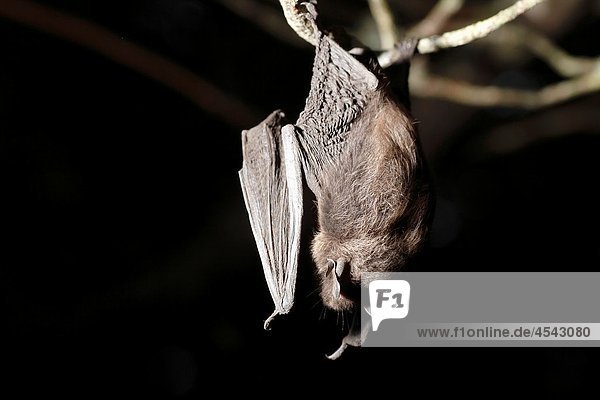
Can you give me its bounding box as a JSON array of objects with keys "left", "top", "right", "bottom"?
[{"left": 311, "top": 232, "right": 404, "bottom": 311}]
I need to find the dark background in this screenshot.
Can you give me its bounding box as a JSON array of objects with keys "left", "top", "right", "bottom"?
[{"left": 1, "top": 0, "right": 598, "bottom": 396}]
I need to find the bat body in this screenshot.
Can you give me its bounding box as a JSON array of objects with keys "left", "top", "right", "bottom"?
[
  {"left": 312, "top": 89, "right": 430, "bottom": 311},
  {"left": 239, "top": 17, "right": 430, "bottom": 355}
]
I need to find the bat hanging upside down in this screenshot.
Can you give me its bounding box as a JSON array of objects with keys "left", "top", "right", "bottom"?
[{"left": 238, "top": 13, "right": 431, "bottom": 358}]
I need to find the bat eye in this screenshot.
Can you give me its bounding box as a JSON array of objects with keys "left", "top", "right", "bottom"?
[{"left": 326, "top": 259, "right": 336, "bottom": 276}]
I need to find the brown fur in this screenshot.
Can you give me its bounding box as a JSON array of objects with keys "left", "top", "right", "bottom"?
[{"left": 311, "top": 90, "right": 431, "bottom": 310}]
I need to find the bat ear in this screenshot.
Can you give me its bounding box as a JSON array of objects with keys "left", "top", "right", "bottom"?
[
  {"left": 325, "top": 259, "right": 335, "bottom": 276},
  {"left": 335, "top": 257, "right": 347, "bottom": 278}
]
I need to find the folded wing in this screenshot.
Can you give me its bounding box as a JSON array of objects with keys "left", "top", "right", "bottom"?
[{"left": 239, "top": 111, "right": 303, "bottom": 329}]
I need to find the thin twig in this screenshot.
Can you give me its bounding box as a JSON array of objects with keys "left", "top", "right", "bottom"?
[
  {"left": 407, "top": 0, "right": 464, "bottom": 38},
  {"left": 471, "top": 98, "right": 600, "bottom": 159},
  {"left": 417, "top": 0, "right": 546, "bottom": 54},
  {"left": 485, "top": 25, "right": 598, "bottom": 78},
  {"left": 379, "top": 0, "right": 546, "bottom": 67},
  {"left": 278, "top": 0, "right": 317, "bottom": 45},
  {"left": 367, "top": 0, "right": 399, "bottom": 50},
  {"left": 410, "top": 59, "right": 600, "bottom": 109},
  {"left": 0, "top": 0, "right": 260, "bottom": 128}
]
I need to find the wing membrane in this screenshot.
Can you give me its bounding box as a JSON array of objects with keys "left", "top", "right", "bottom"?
[
  {"left": 239, "top": 111, "right": 303, "bottom": 329},
  {"left": 295, "top": 34, "right": 380, "bottom": 197}
]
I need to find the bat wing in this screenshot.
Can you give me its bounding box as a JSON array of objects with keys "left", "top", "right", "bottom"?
[
  {"left": 239, "top": 111, "right": 304, "bottom": 329},
  {"left": 294, "top": 33, "right": 380, "bottom": 198},
  {"left": 239, "top": 36, "right": 382, "bottom": 328},
  {"left": 239, "top": 30, "right": 409, "bottom": 329}
]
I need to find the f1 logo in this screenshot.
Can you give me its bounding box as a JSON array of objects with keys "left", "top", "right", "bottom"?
[{"left": 369, "top": 280, "right": 411, "bottom": 331}]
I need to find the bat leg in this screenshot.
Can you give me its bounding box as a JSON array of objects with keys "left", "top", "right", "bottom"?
[{"left": 326, "top": 306, "right": 371, "bottom": 360}]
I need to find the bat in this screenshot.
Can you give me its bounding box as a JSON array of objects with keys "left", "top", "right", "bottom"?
[{"left": 238, "top": 13, "right": 431, "bottom": 358}]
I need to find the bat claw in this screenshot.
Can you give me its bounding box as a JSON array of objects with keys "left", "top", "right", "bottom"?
[{"left": 263, "top": 309, "right": 281, "bottom": 330}]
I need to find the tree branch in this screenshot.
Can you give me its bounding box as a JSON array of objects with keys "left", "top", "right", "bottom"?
[
  {"left": 485, "top": 25, "right": 598, "bottom": 78},
  {"left": 472, "top": 98, "right": 600, "bottom": 159},
  {"left": 410, "top": 59, "right": 600, "bottom": 109},
  {"left": 367, "top": 0, "right": 399, "bottom": 49},
  {"left": 379, "top": 0, "right": 546, "bottom": 67},
  {"left": 278, "top": 0, "right": 317, "bottom": 46},
  {"left": 417, "top": 0, "right": 546, "bottom": 54},
  {"left": 407, "top": 0, "right": 464, "bottom": 38}
]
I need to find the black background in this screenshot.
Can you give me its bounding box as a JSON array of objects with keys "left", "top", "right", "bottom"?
[{"left": 1, "top": 0, "right": 598, "bottom": 396}]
